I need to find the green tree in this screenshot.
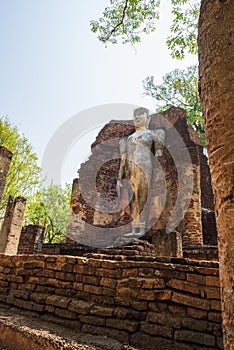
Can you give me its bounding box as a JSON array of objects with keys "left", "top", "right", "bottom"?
[
  {"left": 25, "top": 184, "right": 71, "bottom": 243},
  {"left": 143, "top": 64, "right": 205, "bottom": 144},
  {"left": 90, "top": 0, "right": 199, "bottom": 59},
  {"left": 0, "top": 117, "right": 41, "bottom": 218}
]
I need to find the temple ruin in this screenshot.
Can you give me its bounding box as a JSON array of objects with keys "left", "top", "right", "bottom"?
[
  {"left": 66, "top": 107, "right": 217, "bottom": 258},
  {"left": 0, "top": 107, "right": 223, "bottom": 350}
]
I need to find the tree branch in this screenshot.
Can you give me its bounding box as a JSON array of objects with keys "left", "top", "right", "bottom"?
[{"left": 105, "top": 0, "right": 129, "bottom": 41}]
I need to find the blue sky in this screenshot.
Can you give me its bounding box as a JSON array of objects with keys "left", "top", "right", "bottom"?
[{"left": 0, "top": 0, "right": 197, "bottom": 184}]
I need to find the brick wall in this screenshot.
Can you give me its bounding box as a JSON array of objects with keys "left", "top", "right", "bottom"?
[
  {"left": 0, "top": 255, "right": 223, "bottom": 349},
  {"left": 18, "top": 225, "right": 45, "bottom": 254}
]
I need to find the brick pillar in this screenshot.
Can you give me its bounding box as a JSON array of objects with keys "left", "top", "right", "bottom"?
[
  {"left": 18, "top": 224, "right": 45, "bottom": 254},
  {"left": 0, "top": 195, "right": 26, "bottom": 254},
  {"left": 0, "top": 146, "right": 13, "bottom": 206},
  {"left": 151, "top": 229, "right": 183, "bottom": 257},
  {"left": 181, "top": 147, "right": 203, "bottom": 247},
  {"left": 66, "top": 178, "right": 85, "bottom": 243}
]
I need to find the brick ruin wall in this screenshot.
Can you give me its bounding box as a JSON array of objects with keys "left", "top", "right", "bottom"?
[
  {"left": 0, "top": 195, "right": 26, "bottom": 255},
  {"left": 0, "top": 254, "right": 223, "bottom": 349},
  {"left": 67, "top": 107, "right": 217, "bottom": 250},
  {"left": 0, "top": 146, "right": 12, "bottom": 205}
]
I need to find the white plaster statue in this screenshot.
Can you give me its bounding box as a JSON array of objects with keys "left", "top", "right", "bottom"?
[{"left": 117, "top": 107, "right": 165, "bottom": 237}]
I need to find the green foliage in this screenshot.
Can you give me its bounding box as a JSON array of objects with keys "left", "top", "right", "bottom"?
[
  {"left": 90, "top": 0, "right": 160, "bottom": 45},
  {"left": 25, "top": 184, "right": 72, "bottom": 244},
  {"left": 167, "top": 0, "right": 199, "bottom": 59},
  {"left": 91, "top": 0, "right": 199, "bottom": 59},
  {"left": 143, "top": 64, "right": 205, "bottom": 144},
  {"left": 0, "top": 117, "right": 71, "bottom": 243},
  {"left": 0, "top": 117, "right": 41, "bottom": 217}
]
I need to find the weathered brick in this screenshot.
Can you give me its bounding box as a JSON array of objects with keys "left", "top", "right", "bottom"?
[
  {"left": 206, "top": 276, "right": 220, "bottom": 287},
  {"left": 208, "top": 312, "right": 222, "bottom": 323},
  {"left": 62, "top": 263, "right": 74, "bottom": 273},
  {"left": 154, "top": 278, "right": 166, "bottom": 289},
  {"left": 84, "top": 284, "right": 102, "bottom": 295},
  {"left": 167, "top": 279, "right": 200, "bottom": 294},
  {"left": 138, "top": 268, "right": 154, "bottom": 277},
  {"left": 87, "top": 259, "right": 102, "bottom": 268},
  {"left": 6, "top": 275, "right": 24, "bottom": 283},
  {"left": 168, "top": 305, "right": 186, "bottom": 317},
  {"left": 17, "top": 283, "right": 35, "bottom": 291},
  {"left": 83, "top": 275, "right": 100, "bottom": 286},
  {"left": 44, "top": 305, "right": 55, "bottom": 314},
  {"left": 150, "top": 304, "right": 169, "bottom": 314},
  {"left": 55, "top": 288, "right": 75, "bottom": 297},
  {"left": 100, "top": 277, "right": 117, "bottom": 289},
  {"left": 139, "top": 290, "right": 155, "bottom": 301},
  {"left": 55, "top": 308, "right": 77, "bottom": 319},
  {"left": 211, "top": 300, "right": 222, "bottom": 311},
  {"left": 9, "top": 282, "right": 17, "bottom": 289},
  {"left": 35, "top": 269, "right": 55, "bottom": 278},
  {"left": 147, "top": 312, "right": 181, "bottom": 329},
  {"left": 140, "top": 322, "right": 173, "bottom": 338},
  {"left": 174, "top": 330, "right": 215, "bottom": 347},
  {"left": 15, "top": 268, "right": 32, "bottom": 276},
  {"left": 66, "top": 257, "right": 77, "bottom": 265},
  {"left": 102, "top": 261, "right": 119, "bottom": 269},
  {"left": 55, "top": 272, "right": 75, "bottom": 282},
  {"left": 45, "top": 262, "right": 63, "bottom": 271},
  {"left": 131, "top": 301, "right": 148, "bottom": 311},
  {"left": 0, "top": 267, "right": 11, "bottom": 273},
  {"left": 122, "top": 269, "right": 138, "bottom": 277},
  {"left": 116, "top": 287, "right": 138, "bottom": 299},
  {"left": 27, "top": 276, "right": 61, "bottom": 288},
  {"left": 181, "top": 317, "right": 214, "bottom": 333},
  {"left": 61, "top": 281, "right": 74, "bottom": 289},
  {"left": 194, "top": 266, "right": 219, "bottom": 276},
  {"left": 205, "top": 286, "right": 221, "bottom": 299},
  {"left": 118, "top": 278, "right": 142, "bottom": 289},
  {"left": 73, "top": 282, "right": 83, "bottom": 291},
  {"left": 10, "top": 290, "right": 29, "bottom": 300},
  {"left": 172, "top": 292, "right": 210, "bottom": 310},
  {"left": 156, "top": 269, "right": 186, "bottom": 280},
  {"left": 46, "top": 295, "right": 70, "bottom": 308},
  {"left": 68, "top": 299, "right": 93, "bottom": 314},
  {"left": 106, "top": 318, "right": 138, "bottom": 332},
  {"left": 90, "top": 295, "right": 114, "bottom": 306},
  {"left": 73, "top": 265, "right": 96, "bottom": 275},
  {"left": 79, "top": 315, "right": 105, "bottom": 326},
  {"left": 96, "top": 268, "right": 122, "bottom": 278},
  {"left": 90, "top": 305, "right": 114, "bottom": 317},
  {"left": 141, "top": 279, "right": 154, "bottom": 289},
  {"left": 30, "top": 293, "right": 47, "bottom": 305},
  {"left": 13, "top": 299, "right": 33, "bottom": 310},
  {"left": 154, "top": 290, "right": 172, "bottom": 301},
  {"left": 103, "top": 287, "right": 115, "bottom": 297},
  {"left": 186, "top": 273, "right": 206, "bottom": 284},
  {"left": 32, "top": 303, "right": 44, "bottom": 312},
  {"left": 23, "top": 261, "right": 44, "bottom": 269},
  {"left": 6, "top": 296, "right": 14, "bottom": 304},
  {"left": 75, "top": 274, "right": 83, "bottom": 282},
  {"left": 187, "top": 307, "right": 207, "bottom": 319},
  {"left": 0, "top": 280, "right": 8, "bottom": 287},
  {"left": 114, "top": 307, "right": 140, "bottom": 320}
]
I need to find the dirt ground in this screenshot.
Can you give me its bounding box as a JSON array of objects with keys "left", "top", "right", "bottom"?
[{"left": 0, "top": 304, "right": 138, "bottom": 350}]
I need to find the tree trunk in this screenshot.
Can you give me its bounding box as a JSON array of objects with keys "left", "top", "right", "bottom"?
[{"left": 198, "top": 0, "right": 234, "bottom": 348}]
